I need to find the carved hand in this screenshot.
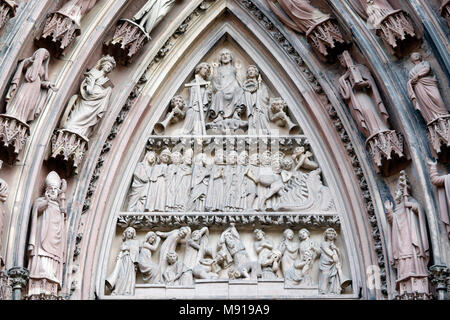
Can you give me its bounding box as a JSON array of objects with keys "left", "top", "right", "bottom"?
[{"left": 384, "top": 200, "right": 393, "bottom": 212}]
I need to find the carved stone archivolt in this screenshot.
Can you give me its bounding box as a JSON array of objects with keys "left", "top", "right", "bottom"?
[
  {"left": 338, "top": 50, "right": 407, "bottom": 176},
  {"left": 0, "top": 0, "right": 17, "bottom": 30},
  {"left": 265, "top": 0, "right": 348, "bottom": 62},
  {"left": 37, "top": 0, "right": 99, "bottom": 56},
  {"left": 0, "top": 48, "right": 55, "bottom": 163},
  {"left": 105, "top": 0, "right": 178, "bottom": 65},
  {"left": 50, "top": 55, "right": 116, "bottom": 175}
]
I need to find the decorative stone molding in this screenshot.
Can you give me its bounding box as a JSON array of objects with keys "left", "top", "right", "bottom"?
[
  {"left": 427, "top": 116, "right": 450, "bottom": 157},
  {"left": 429, "top": 265, "right": 449, "bottom": 300},
  {"left": 0, "top": 115, "right": 30, "bottom": 163},
  {"left": 0, "top": 0, "right": 16, "bottom": 30},
  {"left": 104, "top": 19, "right": 150, "bottom": 66},
  {"left": 366, "top": 130, "right": 406, "bottom": 174},
  {"left": 117, "top": 213, "right": 341, "bottom": 230},
  {"left": 7, "top": 266, "right": 29, "bottom": 300},
  {"left": 50, "top": 129, "right": 88, "bottom": 175},
  {"left": 37, "top": 0, "right": 99, "bottom": 56}
]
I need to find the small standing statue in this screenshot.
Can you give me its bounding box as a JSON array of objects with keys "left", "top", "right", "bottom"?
[
  {"left": 51, "top": 55, "right": 116, "bottom": 173},
  {"left": 0, "top": 161, "right": 8, "bottom": 268},
  {"left": 0, "top": 48, "right": 55, "bottom": 161},
  {"left": 254, "top": 229, "right": 280, "bottom": 279},
  {"left": 205, "top": 149, "right": 226, "bottom": 212},
  {"left": 162, "top": 251, "right": 191, "bottom": 286},
  {"left": 268, "top": 98, "right": 300, "bottom": 135},
  {"left": 106, "top": 227, "right": 140, "bottom": 296},
  {"left": 243, "top": 65, "right": 271, "bottom": 135},
  {"left": 407, "top": 53, "right": 449, "bottom": 156},
  {"left": 266, "top": 0, "right": 347, "bottom": 61},
  {"left": 146, "top": 149, "right": 170, "bottom": 212},
  {"left": 0, "top": 0, "right": 17, "bottom": 30},
  {"left": 182, "top": 63, "right": 212, "bottom": 136},
  {"left": 278, "top": 229, "right": 298, "bottom": 277},
  {"left": 318, "top": 228, "right": 351, "bottom": 295},
  {"left": 338, "top": 50, "right": 406, "bottom": 174},
  {"left": 428, "top": 161, "right": 450, "bottom": 239},
  {"left": 27, "top": 171, "right": 67, "bottom": 299},
  {"left": 154, "top": 95, "right": 186, "bottom": 135},
  {"left": 384, "top": 171, "right": 430, "bottom": 299},
  {"left": 138, "top": 231, "right": 161, "bottom": 284},
  {"left": 38, "top": 0, "right": 99, "bottom": 55},
  {"left": 188, "top": 153, "right": 210, "bottom": 212},
  {"left": 361, "top": 0, "right": 420, "bottom": 57},
  {"left": 127, "top": 151, "right": 156, "bottom": 212},
  {"left": 165, "top": 151, "right": 182, "bottom": 211},
  {"left": 106, "top": 0, "right": 178, "bottom": 64},
  {"left": 183, "top": 227, "right": 209, "bottom": 284},
  {"left": 173, "top": 149, "right": 193, "bottom": 211}
]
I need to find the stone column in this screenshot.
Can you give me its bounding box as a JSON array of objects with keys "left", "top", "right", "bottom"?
[
  {"left": 7, "top": 266, "right": 29, "bottom": 300},
  {"left": 430, "top": 265, "right": 449, "bottom": 300}
]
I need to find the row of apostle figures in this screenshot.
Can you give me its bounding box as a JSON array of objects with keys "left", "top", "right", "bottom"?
[
  {"left": 155, "top": 49, "right": 299, "bottom": 136},
  {"left": 106, "top": 225, "right": 351, "bottom": 296},
  {"left": 127, "top": 146, "right": 335, "bottom": 213}
]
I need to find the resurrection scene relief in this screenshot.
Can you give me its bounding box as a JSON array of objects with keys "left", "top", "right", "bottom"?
[{"left": 105, "top": 42, "right": 353, "bottom": 299}]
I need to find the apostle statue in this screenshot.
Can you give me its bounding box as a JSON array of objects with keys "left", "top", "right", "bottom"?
[
  {"left": 0, "top": 161, "right": 8, "bottom": 266},
  {"left": 138, "top": 231, "right": 161, "bottom": 284},
  {"left": 127, "top": 151, "right": 156, "bottom": 212},
  {"left": 243, "top": 65, "right": 271, "bottom": 135},
  {"left": 338, "top": 51, "right": 389, "bottom": 139},
  {"left": 183, "top": 63, "right": 212, "bottom": 136},
  {"left": 318, "top": 228, "right": 351, "bottom": 294},
  {"left": 173, "top": 149, "right": 193, "bottom": 211},
  {"left": 384, "top": 171, "right": 430, "bottom": 297},
  {"left": 407, "top": 53, "right": 448, "bottom": 124},
  {"left": 2, "top": 48, "right": 55, "bottom": 124},
  {"left": 188, "top": 153, "right": 210, "bottom": 212},
  {"left": 223, "top": 151, "right": 240, "bottom": 211},
  {"left": 146, "top": 149, "right": 170, "bottom": 212},
  {"left": 106, "top": 227, "right": 140, "bottom": 296},
  {"left": 27, "top": 171, "right": 67, "bottom": 298},
  {"left": 60, "top": 55, "right": 116, "bottom": 140},
  {"left": 205, "top": 149, "right": 226, "bottom": 212},
  {"left": 428, "top": 161, "right": 450, "bottom": 239},
  {"left": 133, "top": 0, "right": 177, "bottom": 35},
  {"left": 165, "top": 151, "right": 182, "bottom": 211},
  {"left": 208, "top": 49, "right": 245, "bottom": 121}
]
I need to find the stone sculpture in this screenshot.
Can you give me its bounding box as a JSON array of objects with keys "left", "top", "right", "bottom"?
[
  {"left": 217, "top": 225, "right": 260, "bottom": 279},
  {"left": 384, "top": 171, "right": 430, "bottom": 299},
  {"left": 254, "top": 229, "right": 280, "bottom": 279},
  {"left": 106, "top": 227, "right": 140, "bottom": 295},
  {"left": 138, "top": 231, "right": 161, "bottom": 283},
  {"left": 428, "top": 161, "right": 450, "bottom": 239},
  {"left": 184, "top": 227, "right": 209, "bottom": 283},
  {"left": 207, "top": 49, "right": 246, "bottom": 133},
  {"left": 0, "top": 48, "right": 55, "bottom": 162},
  {"left": 38, "top": 0, "right": 99, "bottom": 55},
  {"left": 188, "top": 153, "right": 210, "bottom": 212},
  {"left": 338, "top": 50, "right": 405, "bottom": 174},
  {"left": 51, "top": 55, "right": 116, "bottom": 173},
  {"left": 156, "top": 226, "right": 191, "bottom": 278},
  {"left": 318, "top": 228, "right": 351, "bottom": 294},
  {"left": 269, "top": 98, "right": 300, "bottom": 135},
  {"left": 162, "top": 251, "right": 192, "bottom": 286},
  {"left": 296, "top": 228, "right": 319, "bottom": 286},
  {"left": 358, "top": 0, "right": 420, "bottom": 57},
  {"left": 173, "top": 149, "right": 193, "bottom": 211},
  {"left": 182, "top": 63, "right": 212, "bottom": 136},
  {"left": 0, "top": 0, "right": 17, "bottom": 30},
  {"left": 243, "top": 65, "right": 271, "bottom": 135},
  {"left": 278, "top": 229, "right": 298, "bottom": 276},
  {"left": 105, "top": 0, "right": 178, "bottom": 65},
  {"left": 205, "top": 149, "right": 226, "bottom": 211},
  {"left": 441, "top": 0, "right": 450, "bottom": 26},
  {"left": 165, "top": 151, "right": 182, "bottom": 211},
  {"left": 27, "top": 171, "right": 67, "bottom": 299},
  {"left": 266, "top": 0, "right": 347, "bottom": 61},
  {"left": 407, "top": 53, "right": 449, "bottom": 156},
  {"left": 127, "top": 151, "right": 156, "bottom": 212},
  {"left": 154, "top": 95, "right": 186, "bottom": 135},
  {"left": 146, "top": 149, "right": 170, "bottom": 212}
]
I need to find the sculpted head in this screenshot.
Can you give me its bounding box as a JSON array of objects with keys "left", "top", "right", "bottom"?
[
  {"left": 226, "top": 151, "right": 238, "bottom": 165},
  {"left": 214, "top": 149, "right": 224, "bottom": 164},
  {"left": 191, "top": 229, "right": 203, "bottom": 241},
  {"left": 123, "top": 227, "right": 136, "bottom": 241},
  {"left": 238, "top": 151, "right": 248, "bottom": 165},
  {"left": 160, "top": 149, "right": 171, "bottom": 164},
  {"left": 270, "top": 97, "right": 287, "bottom": 113},
  {"left": 44, "top": 171, "right": 62, "bottom": 201},
  {"left": 299, "top": 228, "right": 310, "bottom": 241},
  {"left": 170, "top": 95, "right": 186, "bottom": 110},
  {"left": 324, "top": 228, "right": 337, "bottom": 241},
  {"left": 145, "top": 231, "right": 157, "bottom": 244},
  {"left": 219, "top": 49, "right": 233, "bottom": 65},
  {"left": 246, "top": 65, "right": 260, "bottom": 79},
  {"left": 166, "top": 251, "right": 178, "bottom": 265},
  {"left": 178, "top": 226, "right": 190, "bottom": 239},
  {"left": 170, "top": 151, "right": 183, "bottom": 165},
  {"left": 283, "top": 229, "right": 294, "bottom": 240},
  {"left": 410, "top": 52, "right": 423, "bottom": 65},
  {"left": 282, "top": 156, "right": 294, "bottom": 171},
  {"left": 254, "top": 229, "right": 265, "bottom": 241},
  {"left": 196, "top": 62, "right": 212, "bottom": 80},
  {"left": 260, "top": 151, "right": 272, "bottom": 166},
  {"left": 144, "top": 151, "right": 157, "bottom": 165},
  {"left": 183, "top": 149, "right": 194, "bottom": 165},
  {"left": 249, "top": 153, "right": 260, "bottom": 166},
  {"left": 97, "top": 55, "right": 116, "bottom": 74}
]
